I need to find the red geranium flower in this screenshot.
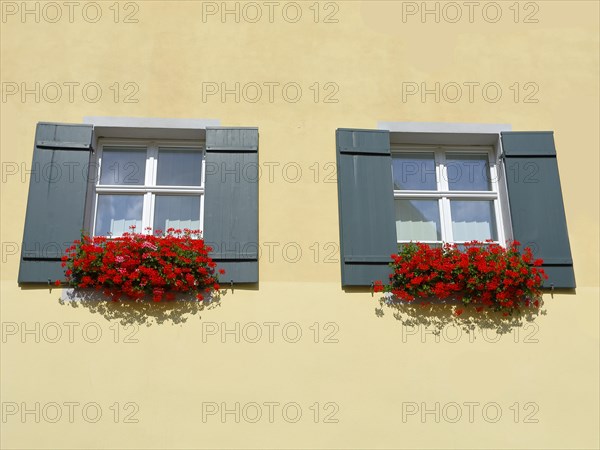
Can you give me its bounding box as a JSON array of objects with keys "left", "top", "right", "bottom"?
[
  {"left": 376, "top": 241, "right": 544, "bottom": 315},
  {"left": 61, "top": 229, "right": 222, "bottom": 302}
]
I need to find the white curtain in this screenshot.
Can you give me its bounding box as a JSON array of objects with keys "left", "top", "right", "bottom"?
[
  {"left": 395, "top": 200, "right": 440, "bottom": 241},
  {"left": 452, "top": 220, "right": 492, "bottom": 241},
  {"left": 110, "top": 218, "right": 142, "bottom": 236},
  {"left": 165, "top": 219, "right": 201, "bottom": 231},
  {"left": 450, "top": 201, "right": 495, "bottom": 241}
]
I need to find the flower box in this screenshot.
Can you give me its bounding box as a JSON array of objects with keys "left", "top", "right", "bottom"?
[
  {"left": 374, "top": 241, "right": 547, "bottom": 315},
  {"left": 58, "top": 228, "right": 222, "bottom": 302}
]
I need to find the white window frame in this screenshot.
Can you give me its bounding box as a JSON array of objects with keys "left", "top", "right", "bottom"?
[
  {"left": 91, "top": 138, "right": 206, "bottom": 237},
  {"left": 391, "top": 144, "right": 506, "bottom": 246}
]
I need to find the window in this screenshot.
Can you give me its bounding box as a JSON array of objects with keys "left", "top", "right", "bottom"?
[
  {"left": 19, "top": 122, "right": 259, "bottom": 284},
  {"left": 391, "top": 146, "right": 505, "bottom": 245},
  {"left": 92, "top": 140, "right": 205, "bottom": 237},
  {"left": 335, "top": 127, "right": 574, "bottom": 288}
]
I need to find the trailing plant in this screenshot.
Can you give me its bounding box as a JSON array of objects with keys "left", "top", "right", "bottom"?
[
  {"left": 58, "top": 227, "right": 223, "bottom": 302},
  {"left": 374, "top": 241, "right": 547, "bottom": 315}
]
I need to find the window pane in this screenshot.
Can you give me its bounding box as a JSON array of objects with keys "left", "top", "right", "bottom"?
[
  {"left": 100, "top": 147, "right": 146, "bottom": 185},
  {"left": 395, "top": 199, "right": 441, "bottom": 241},
  {"left": 153, "top": 195, "right": 201, "bottom": 232},
  {"left": 95, "top": 195, "right": 143, "bottom": 236},
  {"left": 446, "top": 154, "right": 491, "bottom": 191},
  {"left": 157, "top": 148, "right": 202, "bottom": 186},
  {"left": 392, "top": 153, "right": 436, "bottom": 190},
  {"left": 450, "top": 200, "right": 497, "bottom": 241}
]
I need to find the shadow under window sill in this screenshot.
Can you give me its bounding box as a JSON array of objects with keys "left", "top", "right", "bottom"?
[
  {"left": 58, "top": 287, "right": 223, "bottom": 327},
  {"left": 375, "top": 292, "right": 548, "bottom": 336}
]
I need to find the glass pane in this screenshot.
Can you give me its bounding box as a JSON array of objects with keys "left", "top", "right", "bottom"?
[
  {"left": 95, "top": 195, "right": 143, "bottom": 236},
  {"left": 450, "top": 200, "right": 497, "bottom": 241},
  {"left": 395, "top": 199, "right": 441, "bottom": 241},
  {"left": 157, "top": 148, "right": 202, "bottom": 186},
  {"left": 392, "top": 152, "right": 436, "bottom": 190},
  {"left": 446, "top": 154, "right": 491, "bottom": 191},
  {"left": 153, "top": 195, "right": 201, "bottom": 232},
  {"left": 99, "top": 147, "right": 146, "bottom": 185}
]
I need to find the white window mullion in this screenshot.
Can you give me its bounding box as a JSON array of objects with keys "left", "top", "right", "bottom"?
[
  {"left": 440, "top": 197, "right": 453, "bottom": 243},
  {"left": 201, "top": 147, "right": 206, "bottom": 189},
  {"left": 91, "top": 193, "right": 99, "bottom": 236},
  {"left": 199, "top": 194, "right": 205, "bottom": 236},
  {"left": 96, "top": 145, "right": 104, "bottom": 186},
  {"left": 147, "top": 143, "right": 158, "bottom": 186},
  {"left": 436, "top": 149, "right": 449, "bottom": 191},
  {"left": 395, "top": 190, "right": 496, "bottom": 199},
  {"left": 436, "top": 150, "right": 451, "bottom": 242},
  {"left": 493, "top": 198, "right": 505, "bottom": 245},
  {"left": 488, "top": 156, "right": 506, "bottom": 245},
  {"left": 141, "top": 193, "right": 153, "bottom": 233},
  {"left": 199, "top": 147, "right": 206, "bottom": 234},
  {"left": 144, "top": 143, "right": 158, "bottom": 234},
  {"left": 89, "top": 145, "right": 103, "bottom": 236}
]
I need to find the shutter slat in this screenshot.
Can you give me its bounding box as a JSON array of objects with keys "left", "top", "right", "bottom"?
[
  {"left": 501, "top": 131, "right": 575, "bottom": 288},
  {"left": 36, "top": 141, "right": 91, "bottom": 150},
  {"left": 344, "top": 256, "right": 394, "bottom": 263},
  {"left": 337, "top": 128, "right": 391, "bottom": 155},
  {"left": 502, "top": 131, "right": 556, "bottom": 156},
  {"left": 19, "top": 123, "right": 93, "bottom": 283},
  {"left": 204, "top": 128, "right": 258, "bottom": 284},
  {"left": 336, "top": 129, "right": 397, "bottom": 286},
  {"left": 206, "top": 127, "right": 258, "bottom": 151}
]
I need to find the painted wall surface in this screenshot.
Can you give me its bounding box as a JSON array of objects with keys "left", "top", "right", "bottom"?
[{"left": 1, "top": 1, "right": 598, "bottom": 449}]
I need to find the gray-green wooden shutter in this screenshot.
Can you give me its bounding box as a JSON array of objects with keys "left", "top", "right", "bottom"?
[
  {"left": 19, "top": 122, "right": 93, "bottom": 284},
  {"left": 336, "top": 129, "right": 397, "bottom": 286},
  {"left": 501, "top": 131, "right": 575, "bottom": 288},
  {"left": 204, "top": 127, "right": 258, "bottom": 283}
]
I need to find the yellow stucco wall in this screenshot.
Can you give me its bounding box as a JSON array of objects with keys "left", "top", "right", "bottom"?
[{"left": 1, "top": 1, "right": 598, "bottom": 449}]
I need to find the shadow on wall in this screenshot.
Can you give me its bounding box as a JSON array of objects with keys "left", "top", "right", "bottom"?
[
  {"left": 57, "top": 288, "right": 227, "bottom": 327},
  {"left": 374, "top": 296, "right": 546, "bottom": 336}
]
